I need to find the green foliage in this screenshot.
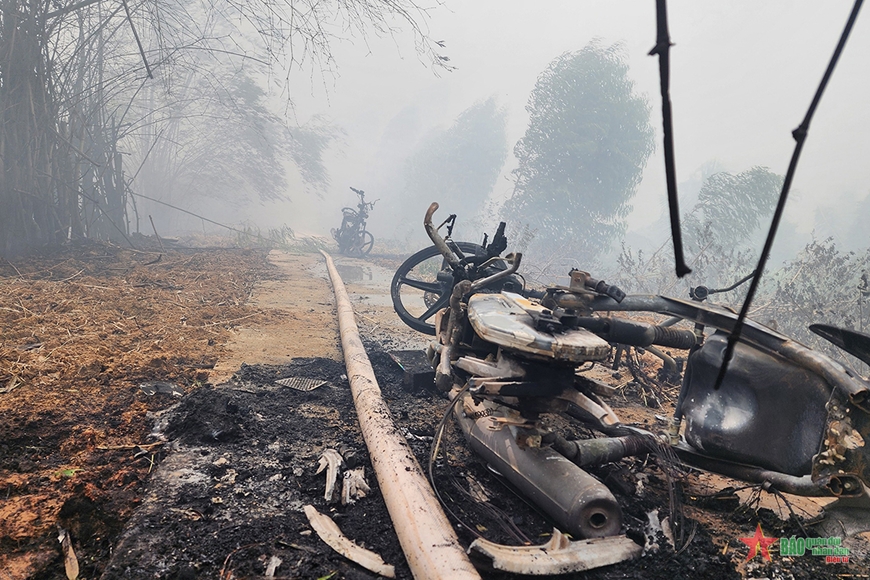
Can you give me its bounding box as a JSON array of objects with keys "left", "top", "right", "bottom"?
[
  {"left": 755, "top": 238, "right": 870, "bottom": 363},
  {"left": 611, "top": 232, "right": 870, "bottom": 372},
  {"left": 401, "top": 97, "right": 508, "bottom": 224},
  {"left": 610, "top": 165, "right": 783, "bottom": 299},
  {"left": 130, "top": 65, "right": 340, "bottom": 232},
  {"left": 502, "top": 42, "right": 655, "bottom": 268},
  {"left": 136, "top": 67, "right": 338, "bottom": 204},
  {"left": 289, "top": 115, "right": 341, "bottom": 193},
  {"left": 610, "top": 229, "right": 757, "bottom": 301},
  {"left": 234, "top": 224, "right": 330, "bottom": 252},
  {"left": 684, "top": 166, "right": 782, "bottom": 252},
  {"left": 0, "top": 0, "right": 449, "bottom": 257},
  {"left": 208, "top": 72, "right": 292, "bottom": 201}
]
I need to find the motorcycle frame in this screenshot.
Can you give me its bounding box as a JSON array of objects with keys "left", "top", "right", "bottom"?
[{"left": 420, "top": 203, "right": 870, "bottom": 504}]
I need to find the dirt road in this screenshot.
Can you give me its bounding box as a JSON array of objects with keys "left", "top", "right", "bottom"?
[{"left": 215, "top": 252, "right": 427, "bottom": 378}]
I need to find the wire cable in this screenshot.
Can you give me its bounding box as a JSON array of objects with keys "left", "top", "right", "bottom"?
[{"left": 713, "top": 0, "right": 864, "bottom": 390}]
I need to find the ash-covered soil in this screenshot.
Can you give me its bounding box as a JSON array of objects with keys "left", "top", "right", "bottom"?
[
  {"left": 96, "top": 343, "right": 735, "bottom": 580},
  {"left": 96, "top": 339, "right": 861, "bottom": 580},
  {"left": 2, "top": 242, "right": 868, "bottom": 579}
]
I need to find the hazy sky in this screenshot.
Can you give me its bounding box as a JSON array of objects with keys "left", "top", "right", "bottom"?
[{"left": 271, "top": 0, "right": 869, "bottom": 256}]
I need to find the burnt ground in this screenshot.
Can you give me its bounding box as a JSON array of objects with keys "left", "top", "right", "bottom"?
[{"left": 1, "top": 241, "right": 869, "bottom": 579}]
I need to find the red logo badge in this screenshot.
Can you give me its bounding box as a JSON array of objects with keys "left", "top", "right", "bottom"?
[{"left": 739, "top": 523, "right": 778, "bottom": 561}]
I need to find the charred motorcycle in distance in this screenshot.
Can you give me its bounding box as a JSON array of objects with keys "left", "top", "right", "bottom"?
[
  {"left": 332, "top": 187, "right": 376, "bottom": 256},
  {"left": 393, "top": 202, "right": 870, "bottom": 572}
]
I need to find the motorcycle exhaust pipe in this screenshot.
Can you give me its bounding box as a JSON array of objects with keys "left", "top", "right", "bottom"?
[{"left": 454, "top": 396, "right": 622, "bottom": 539}]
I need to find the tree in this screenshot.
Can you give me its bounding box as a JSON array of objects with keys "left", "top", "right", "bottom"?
[
  {"left": 684, "top": 166, "right": 782, "bottom": 252},
  {"left": 755, "top": 238, "right": 870, "bottom": 371},
  {"left": 502, "top": 42, "right": 655, "bottom": 270},
  {"left": 0, "top": 0, "right": 448, "bottom": 258},
  {"left": 128, "top": 64, "right": 339, "bottom": 232},
  {"left": 398, "top": 97, "right": 508, "bottom": 239},
  {"left": 610, "top": 166, "right": 784, "bottom": 296}
]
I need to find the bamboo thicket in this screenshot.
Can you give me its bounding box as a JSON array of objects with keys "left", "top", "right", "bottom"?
[
  {"left": 0, "top": 1, "right": 129, "bottom": 258},
  {"left": 0, "top": 0, "right": 448, "bottom": 259}
]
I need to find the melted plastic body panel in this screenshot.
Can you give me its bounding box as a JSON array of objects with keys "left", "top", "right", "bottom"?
[
  {"left": 680, "top": 332, "right": 832, "bottom": 476},
  {"left": 466, "top": 292, "right": 610, "bottom": 363}
]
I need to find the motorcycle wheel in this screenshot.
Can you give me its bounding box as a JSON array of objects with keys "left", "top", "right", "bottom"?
[
  {"left": 345, "top": 230, "right": 374, "bottom": 257},
  {"left": 390, "top": 242, "right": 487, "bottom": 335},
  {"left": 359, "top": 231, "right": 374, "bottom": 256}
]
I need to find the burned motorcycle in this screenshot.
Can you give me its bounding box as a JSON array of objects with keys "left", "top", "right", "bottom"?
[
  {"left": 390, "top": 205, "right": 533, "bottom": 335},
  {"left": 394, "top": 202, "right": 870, "bottom": 572},
  {"left": 332, "top": 187, "right": 377, "bottom": 256}
]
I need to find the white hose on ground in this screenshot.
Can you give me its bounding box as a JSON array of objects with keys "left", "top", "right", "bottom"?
[{"left": 320, "top": 251, "right": 481, "bottom": 580}]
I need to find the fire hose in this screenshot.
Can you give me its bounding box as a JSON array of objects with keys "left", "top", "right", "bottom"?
[{"left": 320, "top": 250, "right": 481, "bottom": 580}]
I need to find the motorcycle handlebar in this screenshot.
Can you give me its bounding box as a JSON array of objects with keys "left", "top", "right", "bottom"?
[
  {"left": 349, "top": 188, "right": 376, "bottom": 212},
  {"left": 424, "top": 203, "right": 462, "bottom": 270}
]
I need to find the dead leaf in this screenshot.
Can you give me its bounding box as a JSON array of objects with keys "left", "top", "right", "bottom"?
[
  {"left": 57, "top": 527, "right": 79, "bottom": 580},
  {"left": 264, "top": 555, "right": 282, "bottom": 577},
  {"left": 341, "top": 467, "right": 370, "bottom": 505},
  {"left": 315, "top": 449, "right": 344, "bottom": 503},
  {"left": 303, "top": 505, "right": 395, "bottom": 578}
]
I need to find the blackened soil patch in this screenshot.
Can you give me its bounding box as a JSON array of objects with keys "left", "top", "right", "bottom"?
[
  {"left": 101, "top": 356, "right": 407, "bottom": 579},
  {"left": 100, "top": 342, "right": 865, "bottom": 580}
]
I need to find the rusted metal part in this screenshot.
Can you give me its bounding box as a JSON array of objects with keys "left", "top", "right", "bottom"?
[
  {"left": 538, "top": 271, "right": 625, "bottom": 316},
  {"left": 436, "top": 280, "right": 471, "bottom": 392},
  {"left": 468, "top": 377, "right": 563, "bottom": 398},
  {"left": 574, "top": 373, "right": 620, "bottom": 398},
  {"left": 557, "top": 388, "right": 622, "bottom": 429},
  {"left": 569, "top": 270, "right": 626, "bottom": 302},
  {"left": 570, "top": 316, "right": 696, "bottom": 349},
  {"left": 468, "top": 529, "right": 641, "bottom": 575},
  {"left": 454, "top": 353, "right": 527, "bottom": 380},
  {"left": 424, "top": 203, "right": 461, "bottom": 270},
  {"left": 543, "top": 289, "right": 596, "bottom": 314},
  {"left": 453, "top": 343, "right": 621, "bottom": 432},
  {"left": 817, "top": 406, "right": 864, "bottom": 468},
  {"left": 454, "top": 394, "right": 623, "bottom": 539},
  {"left": 469, "top": 252, "right": 522, "bottom": 293},
  {"left": 590, "top": 294, "right": 870, "bottom": 409},
  {"left": 552, "top": 434, "right": 652, "bottom": 467},
  {"left": 813, "top": 397, "right": 870, "bottom": 496},
  {"left": 645, "top": 345, "right": 679, "bottom": 377},
  {"left": 464, "top": 377, "right": 621, "bottom": 431},
  {"left": 671, "top": 441, "right": 856, "bottom": 497},
  {"left": 779, "top": 341, "right": 870, "bottom": 411},
  {"left": 454, "top": 345, "right": 621, "bottom": 431},
  {"left": 275, "top": 377, "right": 327, "bottom": 391},
  {"left": 848, "top": 401, "right": 870, "bottom": 491}
]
